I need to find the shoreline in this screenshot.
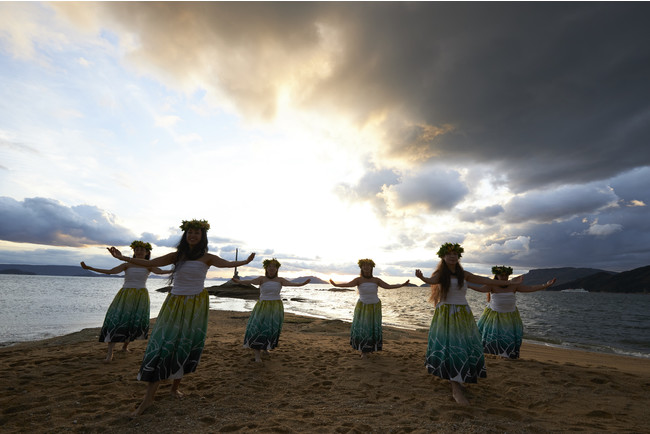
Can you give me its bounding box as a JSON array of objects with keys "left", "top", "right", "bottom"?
[{"left": 1, "top": 310, "right": 649, "bottom": 433}]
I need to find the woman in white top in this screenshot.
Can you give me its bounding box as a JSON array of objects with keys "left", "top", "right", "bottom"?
[
  {"left": 233, "top": 258, "right": 310, "bottom": 362},
  {"left": 415, "top": 243, "right": 520, "bottom": 405},
  {"left": 330, "top": 259, "right": 410, "bottom": 359},
  {"left": 473, "top": 265, "right": 556, "bottom": 359},
  {"left": 108, "top": 219, "right": 255, "bottom": 417},
  {"left": 81, "top": 241, "right": 169, "bottom": 362}
]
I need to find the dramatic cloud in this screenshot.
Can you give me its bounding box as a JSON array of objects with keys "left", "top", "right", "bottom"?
[
  {"left": 49, "top": 3, "right": 650, "bottom": 192},
  {"left": 0, "top": 197, "right": 136, "bottom": 247},
  {"left": 1, "top": 3, "right": 649, "bottom": 274},
  {"left": 385, "top": 167, "right": 469, "bottom": 213},
  {"left": 502, "top": 184, "right": 619, "bottom": 224}
]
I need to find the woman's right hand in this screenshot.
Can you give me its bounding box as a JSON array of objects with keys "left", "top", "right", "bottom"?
[
  {"left": 107, "top": 247, "right": 124, "bottom": 260},
  {"left": 415, "top": 269, "right": 424, "bottom": 279},
  {"left": 80, "top": 261, "right": 89, "bottom": 269}
]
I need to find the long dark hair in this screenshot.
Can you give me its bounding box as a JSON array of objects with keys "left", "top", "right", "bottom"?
[
  {"left": 429, "top": 259, "right": 465, "bottom": 304},
  {"left": 168, "top": 229, "right": 209, "bottom": 284}
]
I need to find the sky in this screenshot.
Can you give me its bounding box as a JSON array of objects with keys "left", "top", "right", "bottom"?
[{"left": 1, "top": 2, "right": 649, "bottom": 281}]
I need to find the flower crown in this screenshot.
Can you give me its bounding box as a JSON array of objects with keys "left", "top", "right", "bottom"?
[
  {"left": 130, "top": 240, "right": 152, "bottom": 251},
  {"left": 492, "top": 265, "right": 513, "bottom": 276},
  {"left": 180, "top": 219, "right": 210, "bottom": 232},
  {"left": 358, "top": 258, "right": 376, "bottom": 268},
  {"left": 437, "top": 242, "right": 464, "bottom": 258},
  {"left": 263, "top": 258, "right": 281, "bottom": 269}
]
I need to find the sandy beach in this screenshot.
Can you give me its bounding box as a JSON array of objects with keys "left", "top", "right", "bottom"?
[{"left": 1, "top": 311, "right": 649, "bottom": 433}]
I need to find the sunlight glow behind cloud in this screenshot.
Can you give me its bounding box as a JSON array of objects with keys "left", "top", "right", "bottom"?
[{"left": 1, "top": 2, "right": 649, "bottom": 277}]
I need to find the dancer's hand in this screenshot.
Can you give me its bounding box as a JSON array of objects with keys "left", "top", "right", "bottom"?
[{"left": 107, "top": 247, "right": 124, "bottom": 260}]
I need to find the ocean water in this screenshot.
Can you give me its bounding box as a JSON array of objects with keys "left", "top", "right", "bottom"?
[{"left": 1, "top": 275, "right": 649, "bottom": 359}]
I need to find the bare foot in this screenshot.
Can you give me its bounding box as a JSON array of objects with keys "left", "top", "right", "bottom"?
[
  {"left": 131, "top": 397, "right": 154, "bottom": 417},
  {"left": 170, "top": 379, "right": 184, "bottom": 399},
  {"left": 451, "top": 381, "right": 470, "bottom": 406},
  {"left": 360, "top": 352, "right": 369, "bottom": 359},
  {"left": 104, "top": 343, "right": 116, "bottom": 362}
]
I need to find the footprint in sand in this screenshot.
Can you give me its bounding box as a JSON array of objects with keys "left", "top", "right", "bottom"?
[{"left": 586, "top": 410, "right": 614, "bottom": 419}]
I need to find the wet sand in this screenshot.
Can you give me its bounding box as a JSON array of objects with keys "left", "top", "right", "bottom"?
[{"left": 1, "top": 311, "right": 649, "bottom": 433}]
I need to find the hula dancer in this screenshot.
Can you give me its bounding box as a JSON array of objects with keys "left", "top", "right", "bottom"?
[
  {"left": 330, "top": 259, "right": 410, "bottom": 359},
  {"left": 81, "top": 241, "right": 169, "bottom": 362},
  {"left": 473, "top": 266, "right": 556, "bottom": 359},
  {"left": 415, "top": 243, "right": 519, "bottom": 405},
  {"left": 232, "top": 258, "right": 310, "bottom": 363},
  {"left": 108, "top": 219, "right": 255, "bottom": 417}
]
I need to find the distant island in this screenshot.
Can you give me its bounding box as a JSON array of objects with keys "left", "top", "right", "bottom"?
[
  {"left": 235, "top": 275, "right": 330, "bottom": 285},
  {"left": 1, "top": 264, "right": 648, "bottom": 293}
]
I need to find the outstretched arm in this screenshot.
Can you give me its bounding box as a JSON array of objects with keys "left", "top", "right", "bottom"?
[
  {"left": 232, "top": 276, "right": 264, "bottom": 285},
  {"left": 467, "top": 283, "right": 491, "bottom": 293},
  {"left": 80, "top": 261, "right": 127, "bottom": 275},
  {"left": 465, "top": 271, "right": 521, "bottom": 287},
  {"left": 329, "top": 277, "right": 360, "bottom": 288},
  {"left": 516, "top": 278, "right": 556, "bottom": 293},
  {"left": 108, "top": 247, "right": 176, "bottom": 267},
  {"left": 415, "top": 269, "right": 438, "bottom": 285},
  {"left": 206, "top": 252, "right": 256, "bottom": 269},
  {"left": 149, "top": 267, "right": 172, "bottom": 275},
  {"left": 377, "top": 278, "right": 410, "bottom": 289},
  {"left": 279, "top": 277, "right": 311, "bottom": 287}
]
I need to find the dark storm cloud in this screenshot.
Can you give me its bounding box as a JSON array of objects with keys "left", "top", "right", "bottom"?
[
  {"left": 0, "top": 197, "right": 136, "bottom": 247},
  {"left": 57, "top": 2, "right": 650, "bottom": 190},
  {"left": 318, "top": 3, "right": 650, "bottom": 190}
]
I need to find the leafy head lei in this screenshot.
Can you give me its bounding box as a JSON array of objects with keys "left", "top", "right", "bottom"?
[
  {"left": 492, "top": 265, "right": 513, "bottom": 276},
  {"left": 437, "top": 242, "right": 464, "bottom": 258},
  {"left": 180, "top": 219, "right": 210, "bottom": 232},
  {"left": 130, "top": 240, "right": 152, "bottom": 251},
  {"left": 263, "top": 258, "right": 281, "bottom": 269},
  {"left": 357, "top": 258, "right": 376, "bottom": 268}
]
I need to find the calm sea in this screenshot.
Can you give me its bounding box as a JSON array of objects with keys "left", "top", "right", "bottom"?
[{"left": 1, "top": 275, "right": 649, "bottom": 359}]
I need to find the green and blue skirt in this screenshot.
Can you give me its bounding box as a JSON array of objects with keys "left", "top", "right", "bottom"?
[
  {"left": 244, "top": 300, "right": 284, "bottom": 350},
  {"left": 425, "top": 304, "right": 486, "bottom": 383},
  {"left": 137, "top": 289, "right": 209, "bottom": 382},
  {"left": 99, "top": 287, "right": 150, "bottom": 343},
  {"left": 350, "top": 300, "right": 382, "bottom": 353},
  {"left": 477, "top": 307, "right": 523, "bottom": 359}
]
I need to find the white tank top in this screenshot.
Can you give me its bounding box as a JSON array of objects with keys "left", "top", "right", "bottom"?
[
  {"left": 438, "top": 277, "right": 468, "bottom": 306},
  {"left": 358, "top": 282, "right": 380, "bottom": 304},
  {"left": 259, "top": 280, "right": 282, "bottom": 301},
  {"left": 489, "top": 292, "right": 517, "bottom": 312},
  {"left": 171, "top": 261, "right": 209, "bottom": 295},
  {"left": 122, "top": 266, "right": 150, "bottom": 288}
]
